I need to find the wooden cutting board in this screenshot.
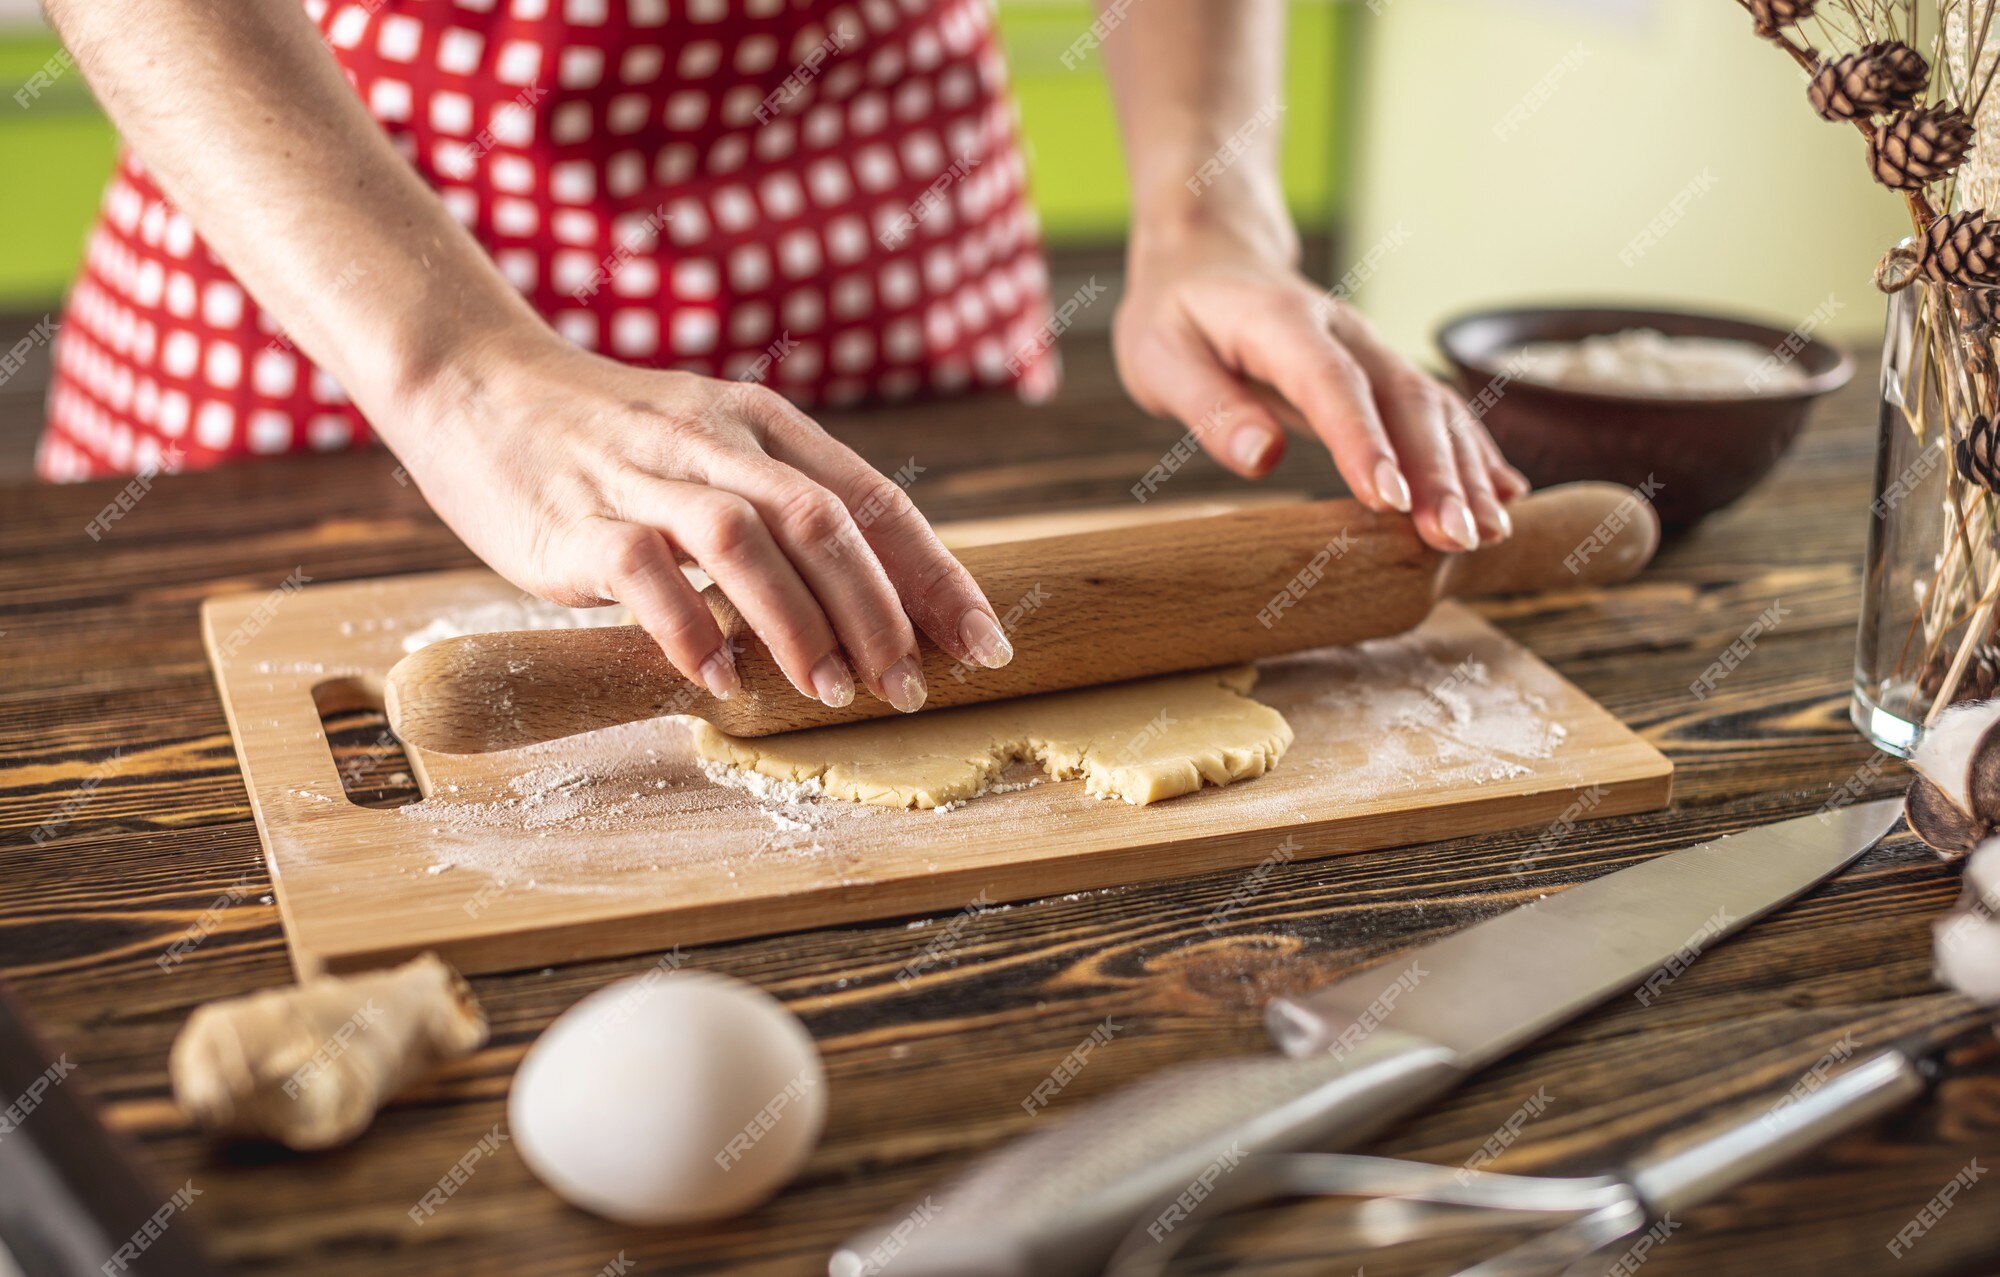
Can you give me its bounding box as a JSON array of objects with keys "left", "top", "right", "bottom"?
[{"left": 202, "top": 503, "right": 1672, "bottom": 979}]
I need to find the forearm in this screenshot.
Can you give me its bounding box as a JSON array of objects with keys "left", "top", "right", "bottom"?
[
  {"left": 1095, "top": 0, "right": 1295, "bottom": 263},
  {"left": 44, "top": 0, "right": 1020, "bottom": 709},
  {"left": 44, "top": 0, "right": 543, "bottom": 440}
]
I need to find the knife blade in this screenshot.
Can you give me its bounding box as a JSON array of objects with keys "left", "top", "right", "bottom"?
[
  {"left": 1270, "top": 796, "right": 1904, "bottom": 1062},
  {"left": 828, "top": 798, "right": 1904, "bottom": 1277}
]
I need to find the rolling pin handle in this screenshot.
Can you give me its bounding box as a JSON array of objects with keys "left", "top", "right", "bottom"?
[
  {"left": 385, "top": 625, "right": 710, "bottom": 754},
  {"left": 1441, "top": 481, "right": 1661, "bottom": 598}
]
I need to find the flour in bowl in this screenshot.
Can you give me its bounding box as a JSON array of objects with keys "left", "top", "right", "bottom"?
[{"left": 1503, "top": 327, "right": 1810, "bottom": 397}]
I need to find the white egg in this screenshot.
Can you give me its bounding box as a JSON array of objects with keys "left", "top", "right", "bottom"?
[{"left": 509, "top": 970, "right": 826, "bottom": 1224}]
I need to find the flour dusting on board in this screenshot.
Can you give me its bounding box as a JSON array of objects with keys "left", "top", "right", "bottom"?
[
  {"left": 400, "top": 596, "right": 630, "bottom": 655},
  {"left": 388, "top": 716, "right": 885, "bottom": 901},
  {"left": 697, "top": 762, "right": 836, "bottom": 836},
  {"left": 402, "top": 725, "right": 853, "bottom": 841},
  {"left": 1258, "top": 634, "right": 1575, "bottom": 805}
]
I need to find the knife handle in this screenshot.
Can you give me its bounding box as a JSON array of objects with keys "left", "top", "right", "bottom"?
[
  {"left": 828, "top": 1030, "right": 1467, "bottom": 1277},
  {"left": 1627, "top": 1043, "right": 1934, "bottom": 1217}
]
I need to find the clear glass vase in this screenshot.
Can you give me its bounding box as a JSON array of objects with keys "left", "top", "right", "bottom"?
[{"left": 1852, "top": 279, "right": 2000, "bottom": 755}]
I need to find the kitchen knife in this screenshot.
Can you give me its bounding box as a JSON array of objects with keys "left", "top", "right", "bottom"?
[
  {"left": 827, "top": 798, "right": 1904, "bottom": 1277},
  {"left": 385, "top": 481, "right": 1659, "bottom": 753},
  {"left": 1107, "top": 1031, "right": 1952, "bottom": 1277}
]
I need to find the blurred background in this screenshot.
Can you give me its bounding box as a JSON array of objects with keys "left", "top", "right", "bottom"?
[{"left": 0, "top": 0, "right": 1910, "bottom": 478}]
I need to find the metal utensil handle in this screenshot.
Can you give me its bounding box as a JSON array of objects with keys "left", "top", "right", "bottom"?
[
  {"left": 1628, "top": 1045, "right": 1931, "bottom": 1217},
  {"left": 829, "top": 1030, "right": 1469, "bottom": 1277}
]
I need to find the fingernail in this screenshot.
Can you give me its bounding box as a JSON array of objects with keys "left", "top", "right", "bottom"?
[
  {"left": 882, "top": 654, "right": 927, "bottom": 713},
  {"left": 701, "top": 650, "right": 740, "bottom": 701},
  {"left": 1374, "top": 459, "right": 1412, "bottom": 512},
  {"left": 1232, "top": 428, "right": 1275, "bottom": 473},
  {"left": 1490, "top": 502, "right": 1514, "bottom": 540},
  {"left": 1439, "top": 495, "right": 1480, "bottom": 551},
  {"left": 959, "top": 609, "right": 1013, "bottom": 669},
  {"left": 811, "top": 653, "right": 855, "bottom": 708}
]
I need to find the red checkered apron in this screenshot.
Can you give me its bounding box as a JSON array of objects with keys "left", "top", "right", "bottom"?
[{"left": 38, "top": 0, "right": 1054, "bottom": 480}]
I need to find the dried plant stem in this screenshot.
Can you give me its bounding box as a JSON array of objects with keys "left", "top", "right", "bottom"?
[
  {"left": 1739, "top": 0, "right": 2000, "bottom": 723},
  {"left": 1927, "top": 574, "right": 2000, "bottom": 724},
  {"left": 1742, "top": 10, "right": 1945, "bottom": 224},
  {"left": 1890, "top": 292, "right": 1995, "bottom": 714}
]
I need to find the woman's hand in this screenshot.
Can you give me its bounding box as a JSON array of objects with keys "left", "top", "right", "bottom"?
[
  {"left": 1114, "top": 220, "right": 1529, "bottom": 553},
  {"left": 38, "top": 1, "right": 1013, "bottom": 716},
  {"left": 395, "top": 330, "right": 1013, "bottom": 713}
]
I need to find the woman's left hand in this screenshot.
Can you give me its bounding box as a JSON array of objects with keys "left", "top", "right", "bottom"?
[{"left": 1112, "top": 221, "right": 1530, "bottom": 553}]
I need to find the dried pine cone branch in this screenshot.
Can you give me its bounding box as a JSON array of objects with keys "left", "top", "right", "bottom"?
[
  {"left": 1924, "top": 209, "right": 2000, "bottom": 286},
  {"left": 1871, "top": 105, "right": 1976, "bottom": 190},
  {"left": 1810, "top": 41, "right": 1930, "bottom": 121},
  {"left": 1748, "top": 0, "right": 1818, "bottom": 37},
  {"left": 1739, "top": 8, "right": 1940, "bottom": 226}
]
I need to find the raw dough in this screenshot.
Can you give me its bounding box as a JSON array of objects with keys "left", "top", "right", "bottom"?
[{"left": 690, "top": 666, "right": 1293, "bottom": 809}]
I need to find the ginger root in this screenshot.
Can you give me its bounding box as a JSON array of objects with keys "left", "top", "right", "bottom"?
[{"left": 170, "top": 952, "right": 487, "bottom": 1150}]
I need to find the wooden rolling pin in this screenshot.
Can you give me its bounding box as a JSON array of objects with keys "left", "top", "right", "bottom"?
[{"left": 386, "top": 481, "right": 1658, "bottom": 754}]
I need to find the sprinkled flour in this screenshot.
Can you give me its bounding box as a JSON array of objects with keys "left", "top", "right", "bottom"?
[
  {"left": 400, "top": 596, "right": 631, "bottom": 655},
  {"left": 384, "top": 716, "right": 886, "bottom": 895},
  {"left": 1263, "top": 634, "right": 1575, "bottom": 805},
  {"left": 698, "top": 762, "right": 835, "bottom": 836}
]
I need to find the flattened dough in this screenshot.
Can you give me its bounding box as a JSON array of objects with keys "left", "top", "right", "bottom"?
[{"left": 691, "top": 666, "right": 1293, "bottom": 809}]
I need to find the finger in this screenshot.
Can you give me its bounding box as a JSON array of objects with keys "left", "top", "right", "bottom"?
[
  {"left": 1316, "top": 307, "right": 1476, "bottom": 551},
  {"left": 1473, "top": 426, "right": 1533, "bottom": 501},
  {"left": 742, "top": 386, "right": 1012, "bottom": 680},
  {"left": 700, "top": 442, "right": 931, "bottom": 711},
  {"left": 1456, "top": 401, "right": 1530, "bottom": 505},
  {"left": 624, "top": 479, "right": 854, "bottom": 709},
  {"left": 569, "top": 516, "right": 740, "bottom": 701},
  {"left": 1118, "top": 321, "right": 1286, "bottom": 479},
  {"left": 1443, "top": 395, "right": 1510, "bottom": 543},
  {"left": 1227, "top": 307, "right": 1412, "bottom": 514},
  {"left": 1386, "top": 375, "right": 1480, "bottom": 552}
]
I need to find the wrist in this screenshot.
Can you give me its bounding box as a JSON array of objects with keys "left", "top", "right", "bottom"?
[
  {"left": 370, "top": 310, "right": 562, "bottom": 457},
  {"left": 1128, "top": 182, "right": 1299, "bottom": 276}
]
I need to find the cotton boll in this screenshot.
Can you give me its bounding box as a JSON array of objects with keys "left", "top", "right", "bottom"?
[
  {"left": 1911, "top": 700, "right": 2000, "bottom": 816},
  {"left": 1906, "top": 701, "right": 2000, "bottom": 857},
  {"left": 1967, "top": 838, "right": 2000, "bottom": 915},
  {"left": 1935, "top": 908, "right": 2000, "bottom": 1005},
  {"left": 510, "top": 971, "right": 826, "bottom": 1225}
]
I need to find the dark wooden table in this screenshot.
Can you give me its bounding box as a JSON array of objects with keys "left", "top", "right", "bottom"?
[{"left": 4, "top": 336, "right": 1997, "bottom": 1277}]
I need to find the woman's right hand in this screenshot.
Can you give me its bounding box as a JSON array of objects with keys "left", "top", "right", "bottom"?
[
  {"left": 39, "top": 0, "right": 1009, "bottom": 719},
  {"left": 35, "top": 0, "right": 1002, "bottom": 716},
  {"left": 393, "top": 329, "right": 1015, "bottom": 713}
]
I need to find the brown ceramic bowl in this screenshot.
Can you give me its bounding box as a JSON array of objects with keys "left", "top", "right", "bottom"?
[{"left": 1436, "top": 304, "right": 1854, "bottom": 527}]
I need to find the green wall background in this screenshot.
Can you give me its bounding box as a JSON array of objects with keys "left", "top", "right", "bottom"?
[
  {"left": 0, "top": 3, "right": 1351, "bottom": 307},
  {"left": 995, "top": 0, "right": 1349, "bottom": 240},
  {"left": 1344, "top": 0, "right": 1912, "bottom": 355},
  {"left": 0, "top": 35, "right": 118, "bottom": 305}
]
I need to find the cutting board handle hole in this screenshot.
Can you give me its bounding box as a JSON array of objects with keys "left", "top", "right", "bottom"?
[{"left": 311, "top": 677, "right": 422, "bottom": 810}]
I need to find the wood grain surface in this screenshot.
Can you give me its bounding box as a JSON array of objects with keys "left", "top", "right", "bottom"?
[{"left": 2, "top": 337, "right": 1997, "bottom": 1277}]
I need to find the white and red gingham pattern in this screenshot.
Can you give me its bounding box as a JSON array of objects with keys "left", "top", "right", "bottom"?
[{"left": 39, "top": 0, "right": 1055, "bottom": 481}]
